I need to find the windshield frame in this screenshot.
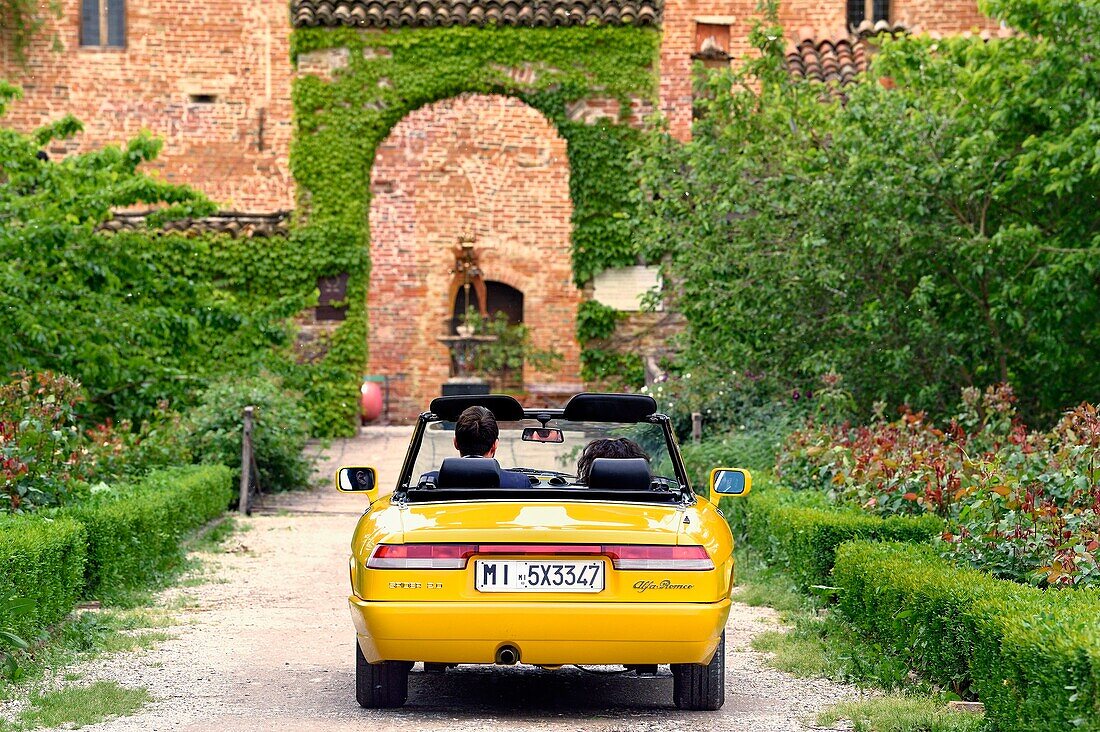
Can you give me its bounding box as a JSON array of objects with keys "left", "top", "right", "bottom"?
[{"left": 393, "top": 408, "right": 693, "bottom": 502}]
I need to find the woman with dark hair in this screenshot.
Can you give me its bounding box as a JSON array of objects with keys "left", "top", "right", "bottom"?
[{"left": 576, "top": 437, "right": 650, "bottom": 483}]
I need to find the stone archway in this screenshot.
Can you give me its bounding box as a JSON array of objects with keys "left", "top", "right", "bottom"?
[{"left": 367, "top": 93, "right": 582, "bottom": 420}]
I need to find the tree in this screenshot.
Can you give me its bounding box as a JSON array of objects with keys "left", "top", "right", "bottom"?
[
  {"left": 636, "top": 0, "right": 1100, "bottom": 423},
  {"left": 0, "top": 84, "right": 307, "bottom": 425}
]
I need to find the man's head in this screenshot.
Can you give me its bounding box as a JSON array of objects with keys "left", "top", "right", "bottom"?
[
  {"left": 576, "top": 437, "right": 650, "bottom": 483},
  {"left": 454, "top": 406, "right": 499, "bottom": 457}
]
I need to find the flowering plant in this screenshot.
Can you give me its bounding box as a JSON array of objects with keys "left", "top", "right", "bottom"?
[{"left": 777, "top": 385, "right": 1100, "bottom": 586}]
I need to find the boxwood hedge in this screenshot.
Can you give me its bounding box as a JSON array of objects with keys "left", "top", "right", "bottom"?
[
  {"left": 0, "top": 517, "right": 87, "bottom": 640},
  {"left": 739, "top": 488, "right": 944, "bottom": 588},
  {"left": 0, "top": 464, "right": 232, "bottom": 643},
  {"left": 834, "top": 541, "right": 1100, "bottom": 732},
  {"left": 63, "top": 465, "right": 234, "bottom": 598}
]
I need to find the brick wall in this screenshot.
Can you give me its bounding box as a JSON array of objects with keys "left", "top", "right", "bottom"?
[
  {"left": 892, "top": 0, "right": 1002, "bottom": 33},
  {"left": 0, "top": 0, "right": 293, "bottom": 211},
  {"left": 368, "top": 93, "right": 582, "bottom": 421}
]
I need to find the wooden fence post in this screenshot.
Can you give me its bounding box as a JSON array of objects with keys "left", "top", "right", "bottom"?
[
  {"left": 238, "top": 406, "right": 255, "bottom": 514},
  {"left": 691, "top": 412, "right": 703, "bottom": 443}
]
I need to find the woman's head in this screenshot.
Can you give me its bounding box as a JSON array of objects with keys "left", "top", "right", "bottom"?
[{"left": 576, "top": 437, "right": 649, "bottom": 483}]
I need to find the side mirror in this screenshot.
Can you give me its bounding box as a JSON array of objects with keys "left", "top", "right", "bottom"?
[
  {"left": 336, "top": 466, "right": 379, "bottom": 501},
  {"left": 709, "top": 467, "right": 751, "bottom": 504}
]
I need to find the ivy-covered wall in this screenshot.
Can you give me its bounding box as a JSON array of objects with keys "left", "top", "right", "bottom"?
[{"left": 289, "top": 25, "right": 660, "bottom": 432}]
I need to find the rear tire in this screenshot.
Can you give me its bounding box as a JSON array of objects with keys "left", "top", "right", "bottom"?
[
  {"left": 672, "top": 631, "right": 725, "bottom": 710},
  {"left": 355, "top": 640, "right": 409, "bottom": 708}
]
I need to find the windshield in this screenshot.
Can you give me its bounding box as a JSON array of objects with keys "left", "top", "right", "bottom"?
[{"left": 407, "top": 419, "right": 680, "bottom": 489}]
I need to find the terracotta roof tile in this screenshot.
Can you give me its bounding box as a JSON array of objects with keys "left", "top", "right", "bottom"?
[
  {"left": 291, "top": 0, "right": 662, "bottom": 28},
  {"left": 787, "top": 36, "right": 869, "bottom": 87},
  {"left": 787, "top": 21, "right": 910, "bottom": 89},
  {"left": 98, "top": 211, "right": 291, "bottom": 238}
]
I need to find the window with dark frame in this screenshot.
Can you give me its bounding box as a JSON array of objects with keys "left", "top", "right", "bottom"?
[
  {"left": 846, "top": 0, "right": 890, "bottom": 27},
  {"left": 80, "top": 0, "right": 125, "bottom": 48}
]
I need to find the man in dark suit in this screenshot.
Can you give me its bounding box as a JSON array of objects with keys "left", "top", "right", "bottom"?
[{"left": 424, "top": 405, "right": 530, "bottom": 488}]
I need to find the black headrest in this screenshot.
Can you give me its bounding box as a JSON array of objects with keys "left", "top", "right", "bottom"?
[
  {"left": 587, "top": 458, "right": 652, "bottom": 491},
  {"left": 429, "top": 395, "right": 525, "bottom": 422},
  {"left": 563, "top": 393, "right": 657, "bottom": 422},
  {"left": 437, "top": 457, "right": 501, "bottom": 488}
]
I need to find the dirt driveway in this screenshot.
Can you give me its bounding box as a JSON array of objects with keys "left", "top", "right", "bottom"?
[{"left": 42, "top": 426, "right": 859, "bottom": 732}]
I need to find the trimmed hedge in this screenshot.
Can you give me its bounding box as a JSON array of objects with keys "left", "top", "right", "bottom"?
[
  {"left": 834, "top": 541, "right": 1100, "bottom": 732},
  {"left": 740, "top": 488, "right": 943, "bottom": 588},
  {"left": 0, "top": 517, "right": 87, "bottom": 640},
  {"left": 63, "top": 465, "right": 234, "bottom": 598}
]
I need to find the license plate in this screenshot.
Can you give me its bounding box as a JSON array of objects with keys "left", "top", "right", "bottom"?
[{"left": 474, "top": 560, "right": 606, "bottom": 593}]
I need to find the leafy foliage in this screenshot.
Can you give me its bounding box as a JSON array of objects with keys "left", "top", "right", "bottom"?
[
  {"left": 0, "top": 596, "right": 32, "bottom": 680},
  {"left": 635, "top": 0, "right": 1100, "bottom": 424},
  {"left": 456, "top": 309, "right": 562, "bottom": 387},
  {"left": 0, "top": 0, "right": 61, "bottom": 64},
  {"left": 575, "top": 300, "right": 622, "bottom": 342},
  {"left": 0, "top": 87, "right": 320, "bottom": 434},
  {"left": 0, "top": 373, "right": 90, "bottom": 511},
  {"left": 579, "top": 348, "right": 645, "bottom": 391},
  {"left": 182, "top": 378, "right": 313, "bottom": 493},
  {"left": 779, "top": 386, "right": 1100, "bottom": 586}
]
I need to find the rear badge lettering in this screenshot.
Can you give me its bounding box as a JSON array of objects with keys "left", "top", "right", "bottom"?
[
  {"left": 634, "top": 580, "right": 694, "bottom": 593},
  {"left": 388, "top": 582, "right": 445, "bottom": 590}
]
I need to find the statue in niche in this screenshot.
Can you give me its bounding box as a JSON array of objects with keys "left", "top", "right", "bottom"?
[
  {"left": 451, "top": 238, "right": 488, "bottom": 335},
  {"left": 439, "top": 238, "right": 496, "bottom": 382}
]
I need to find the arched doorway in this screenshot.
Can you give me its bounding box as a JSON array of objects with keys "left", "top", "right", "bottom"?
[
  {"left": 367, "top": 94, "right": 582, "bottom": 420},
  {"left": 450, "top": 281, "right": 524, "bottom": 332}
]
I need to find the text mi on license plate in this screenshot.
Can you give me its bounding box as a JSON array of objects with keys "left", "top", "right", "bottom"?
[{"left": 474, "top": 560, "right": 606, "bottom": 593}]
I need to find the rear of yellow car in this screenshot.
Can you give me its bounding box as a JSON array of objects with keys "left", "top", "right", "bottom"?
[{"left": 346, "top": 497, "right": 736, "bottom": 710}]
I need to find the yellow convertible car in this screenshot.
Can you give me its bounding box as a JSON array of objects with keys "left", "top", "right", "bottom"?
[{"left": 336, "top": 393, "right": 750, "bottom": 710}]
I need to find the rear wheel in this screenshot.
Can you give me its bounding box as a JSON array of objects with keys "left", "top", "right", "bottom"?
[
  {"left": 355, "top": 640, "right": 409, "bottom": 708},
  {"left": 672, "top": 631, "right": 725, "bottom": 710}
]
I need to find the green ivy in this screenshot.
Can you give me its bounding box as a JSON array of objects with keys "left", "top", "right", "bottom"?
[
  {"left": 580, "top": 348, "right": 645, "bottom": 390},
  {"left": 290, "top": 25, "right": 660, "bottom": 429},
  {"left": 0, "top": 0, "right": 62, "bottom": 64},
  {"left": 576, "top": 300, "right": 624, "bottom": 342}
]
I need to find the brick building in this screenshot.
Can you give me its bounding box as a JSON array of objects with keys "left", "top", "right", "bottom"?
[{"left": 1, "top": 0, "right": 1001, "bottom": 420}]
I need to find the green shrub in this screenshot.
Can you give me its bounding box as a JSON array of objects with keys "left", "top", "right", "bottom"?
[
  {"left": 682, "top": 431, "right": 788, "bottom": 487},
  {"left": 63, "top": 465, "right": 232, "bottom": 598},
  {"left": 970, "top": 588, "right": 1100, "bottom": 732},
  {"left": 742, "top": 488, "right": 942, "bottom": 588},
  {"left": 184, "top": 377, "right": 312, "bottom": 492},
  {"left": 833, "top": 541, "right": 1005, "bottom": 690},
  {"left": 1, "top": 372, "right": 91, "bottom": 511},
  {"left": 0, "top": 516, "right": 86, "bottom": 639},
  {"left": 776, "top": 388, "right": 1100, "bottom": 586},
  {"left": 834, "top": 541, "right": 1100, "bottom": 731}
]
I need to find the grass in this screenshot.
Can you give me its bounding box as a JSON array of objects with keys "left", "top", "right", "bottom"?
[
  {"left": 731, "top": 544, "right": 810, "bottom": 618},
  {"left": 18, "top": 681, "right": 151, "bottom": 730},
  {"left": 0, "top": 606, "right": 178, "bottom": 700},
  {"left": 818, "top": 696, "right": 987, "bottom": 732},
  {"left": 750, "top": 612, "right": 913, "bottom": 688}
]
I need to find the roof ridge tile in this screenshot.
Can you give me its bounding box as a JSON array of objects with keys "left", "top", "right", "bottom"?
[{"left": 290, "top": 0, "right": 665, "bottom": 28}]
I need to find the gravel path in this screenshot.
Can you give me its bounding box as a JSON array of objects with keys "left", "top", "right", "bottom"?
[{"left": 21, "top": 427, "right": 862, "bottom": 731}]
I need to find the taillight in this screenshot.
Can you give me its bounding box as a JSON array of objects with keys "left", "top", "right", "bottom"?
[
  {"left": 603, "top": 545, "right": 714, "bottom": 571},
  {"left": 365, "top": 543, "right": 713, "bottom": 571},
  {"left": 366, "top": 544, "right": 476, "bottom": 569}
]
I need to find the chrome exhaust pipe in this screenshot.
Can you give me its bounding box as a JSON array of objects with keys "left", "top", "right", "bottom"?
[{"left": 495, "top": 645, "right": 519, "bottom": 665}]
